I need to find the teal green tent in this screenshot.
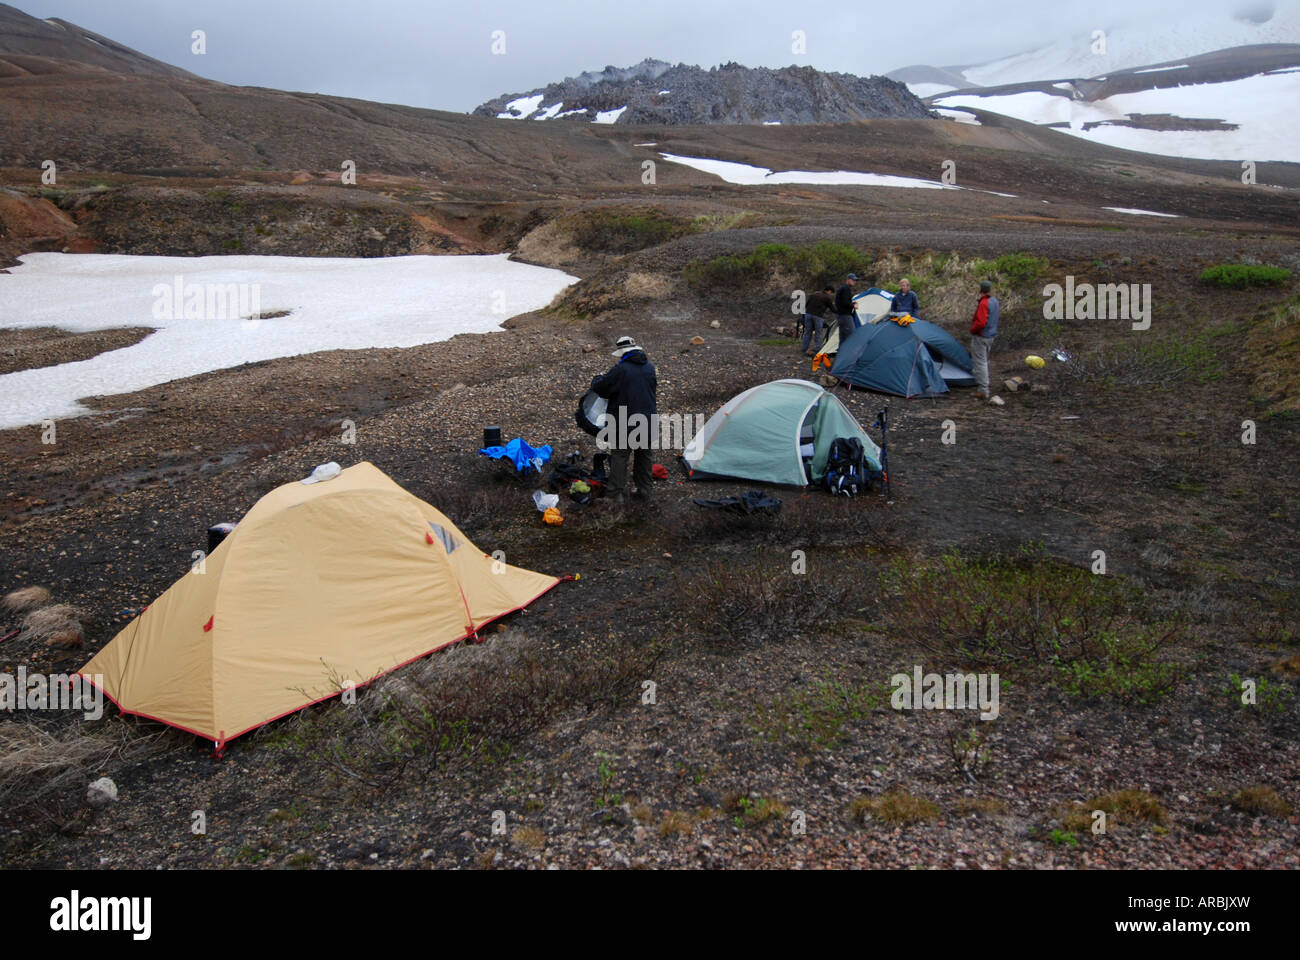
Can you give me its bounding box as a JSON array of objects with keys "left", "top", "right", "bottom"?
[{"left": 683, "top": 379, "right": 882, "bottom": 486}]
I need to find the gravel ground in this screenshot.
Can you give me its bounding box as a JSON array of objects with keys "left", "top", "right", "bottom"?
[{"left": 1, "top": 218, "right": 1297, "bottom": 872}]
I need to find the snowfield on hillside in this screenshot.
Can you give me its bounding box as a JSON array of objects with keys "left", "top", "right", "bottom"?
[
  {"left": 659, "top": 153, "right": 958, "bottom": 189},
  {"left": 0, "top": 254, "right": 578, "bottom": 430},
  {"left": 934, "top": 70, "right": 1300, "bottom": 162},
  {"left": 958, "top": 2, "right": 1300, "bottom": 87}
]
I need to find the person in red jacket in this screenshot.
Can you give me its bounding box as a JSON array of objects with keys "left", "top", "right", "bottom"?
[{"left": 969, "top": 280, "right": 1000, "bottom": 398}]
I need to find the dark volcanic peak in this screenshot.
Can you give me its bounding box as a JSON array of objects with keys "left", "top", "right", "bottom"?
[{"left": 473, "top": 58, "right": 931, "bottom": 124}]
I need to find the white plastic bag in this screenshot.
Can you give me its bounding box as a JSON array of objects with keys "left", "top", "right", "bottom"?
[
  {"left": 301, "top": 462, "right": 342, "bottom": 485},
  {"left": 532, "top": 490, "right": 559, "bottom": 512}
]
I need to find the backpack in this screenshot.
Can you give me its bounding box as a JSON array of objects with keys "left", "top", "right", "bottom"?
[{"left": 824, "top": 437, "right": 867, "bottom": 497}]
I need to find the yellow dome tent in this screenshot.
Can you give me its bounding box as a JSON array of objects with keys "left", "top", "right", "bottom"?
[{"left": 78, "top": 462, "right": 561, "bottom": 749}]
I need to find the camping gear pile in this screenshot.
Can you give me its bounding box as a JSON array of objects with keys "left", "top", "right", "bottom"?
[
  {"left": 78, "top": 462, "right": 562, "bottom": 751},
  {"left": 546, "top": 451, "right": 609, "bottom": 506}
]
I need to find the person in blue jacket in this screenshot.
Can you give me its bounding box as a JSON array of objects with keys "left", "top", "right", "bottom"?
[{"left": 889, "top": 277, "right": 920, "bottom": 317}]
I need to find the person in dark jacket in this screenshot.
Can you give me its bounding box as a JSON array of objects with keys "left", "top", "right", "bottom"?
[
  {"left": 834, "top": 273, "right": 859, "bottom": 345},
  {"left": 591, "top": 336, "right": 658, "bottom": 504},
  {"left": 889, "top": 277, "right": 920, "bottom": 317},
  {"left": 800, "top": 286, "right": 835, "bottom": 355}
]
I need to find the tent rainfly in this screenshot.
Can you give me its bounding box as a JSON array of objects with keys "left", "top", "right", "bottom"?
[{"left": 78, "top": 462, "right": 561, "bottom": 749}]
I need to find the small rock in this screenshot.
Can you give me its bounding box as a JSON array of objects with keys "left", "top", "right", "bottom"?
[
  {"left": 690, "top": 336, "right": 705, "bottom": 346},
  {"left": 582, "top": 344, "right": 596, "bottom": 353},
  {"left": 87, "top": 777, "right": 118, "bottom": 808},
  {"left": 709, "top": 319, "right": 720, "bottom": 329},
  {"left": 988, "top": 396, "right": 1006, "bottom": 406}
]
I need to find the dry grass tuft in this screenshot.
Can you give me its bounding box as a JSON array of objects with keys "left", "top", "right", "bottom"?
[
  {"left": 0, "top": 722, "right": 174, "bottom": 826},
  {"left": 511, "top": 826, "right": 547, "bottom": 852},
  {"left": 3, "top": 586, "right": 51, "bottom": 614},
  {"left": 19, "top": 605, "right": 87, "bottom": 647},
  {"left": 1230, "top": 786, "right": 1291, "bottom": 817},
  {"left": 658, "top": 809, "right": 695, "bottom": 837},
  {"left": 1060, "top": 789, "right": 1168, "bottom": 831},
  {"left": 849, "top": 790, "right": 940, "bottom": 825}
]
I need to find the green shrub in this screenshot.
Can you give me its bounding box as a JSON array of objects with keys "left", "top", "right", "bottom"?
[
  {"left": 754, "top": 677, "right": 886, "bottom": 749},
  {"left": 1199, "top": 264, "right": 1292, "bottom": 289},
  {"left": 882, "top": 547, "right": 1179, "bottom": 701},
  {"left": 1062, "top": 333, "right": 1222, "bottom": 387},
  {"left": 971, "top": 252, "right": 1049, "bottom": 288},
  {"left": 684, "top": 241, "right": 872, "bottom": 293},
  {"left": 570, "top": 209, "right": 696, "bottom": 254}
]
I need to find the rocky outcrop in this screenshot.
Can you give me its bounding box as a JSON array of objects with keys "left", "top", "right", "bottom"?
[{"left": 474, "top": 58, "right": 931, "bottom": 125}]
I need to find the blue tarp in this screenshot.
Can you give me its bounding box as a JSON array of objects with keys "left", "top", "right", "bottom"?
[{"left": 479, "top": 437, "right": 553, "bottom": 474}]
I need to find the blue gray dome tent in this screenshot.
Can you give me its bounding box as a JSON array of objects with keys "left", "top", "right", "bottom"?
[
  {"left": 832, "top": 317, "right": 974, "bottom": 397},
  {"left": 683, "top": 379, "right": 882, "bottom": 486}
]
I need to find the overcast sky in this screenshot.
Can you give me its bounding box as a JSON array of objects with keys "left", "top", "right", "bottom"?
[{"left": 10, "top": 0, "right": 1254, "bottom": 111}]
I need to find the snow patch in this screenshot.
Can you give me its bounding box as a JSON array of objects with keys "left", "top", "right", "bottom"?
[
  {"left": 496, "top": 94, "right": 544, "bottom": 119},
  {"left": 658, "top": 153, "right": 957, "bottom": 189},
  {"left": 1103, "top": 206, "right": 1182, "bottom": 217},
  {"left": 934, "top": 70, "right": 1300, "bottom": 162},
  {"left": 0, "top": 254, "right": 579, "bottom": 430},
  {"left": 933, "top": 108, "right": 980, "bottom": 125},
  {"left": 907, "top": 82, "right": 957, "bottom": 98},
  {"left": 592, "top": 106, "right": 627, "bottom": 123},
  {"left": 533, "top": 102, "right": 564, "bottom": 121},
  {"left": 960, "top": 4, "right": 1300, "bottom": 87}
]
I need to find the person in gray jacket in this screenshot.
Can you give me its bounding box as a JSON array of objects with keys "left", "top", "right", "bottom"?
[{"left": 969, "top": 280, "right": 1000, "bottom": 398}]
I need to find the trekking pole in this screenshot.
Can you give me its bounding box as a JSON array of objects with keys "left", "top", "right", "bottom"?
[{"left": 875, "top": 403, "right": 892, "bottom": 502}]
